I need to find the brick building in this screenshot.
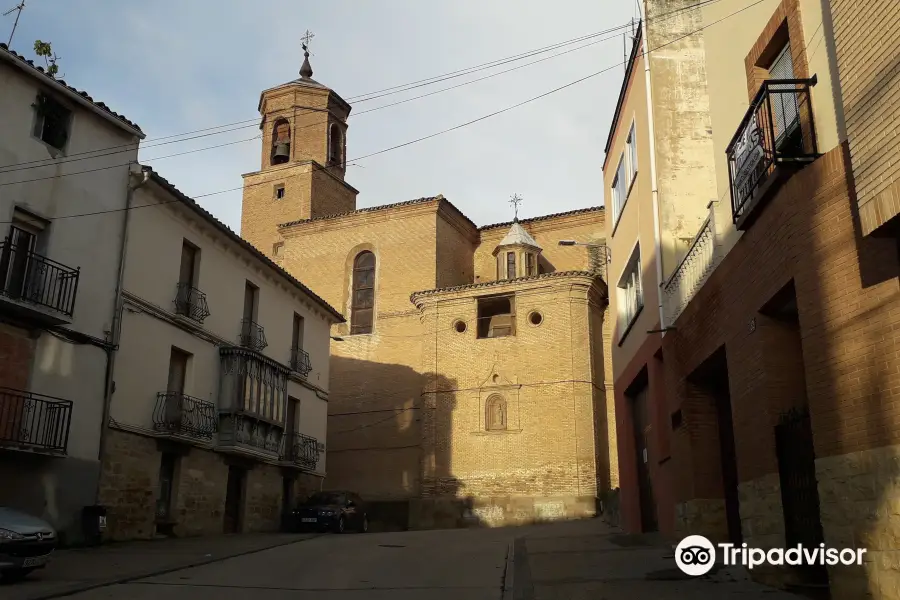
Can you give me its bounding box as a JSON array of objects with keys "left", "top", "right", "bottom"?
[
  {"left": 241, "top": 50, "right": 618, "bottom": 528},
  {"left": 612, "top": 0, "right": 900, "bottom": 598}
]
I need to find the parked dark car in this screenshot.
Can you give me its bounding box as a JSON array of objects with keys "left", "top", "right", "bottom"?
[
  {"left": 0, "top": 507, "right": 57, "bottom": 581},
  {"left": 290, "top": 491, "right": 368, "bottom": 534}
]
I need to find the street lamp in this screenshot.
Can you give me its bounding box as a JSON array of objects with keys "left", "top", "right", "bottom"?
[{"left": 558, "top": 240, "right": 611, "bottom": 260}]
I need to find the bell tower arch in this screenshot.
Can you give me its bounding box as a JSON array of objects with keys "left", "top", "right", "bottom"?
[{"left": 241, "top": 32, "right": 358, "bottom": 257}]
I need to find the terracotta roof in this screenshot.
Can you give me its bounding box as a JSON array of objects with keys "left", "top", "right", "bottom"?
[
  {"left": 279, "top": 195, "right": 477, "bottom": 231},
  {"left": 0, "top": 43, "right": 143, "bottom": 136},
  {"left": 410, "top": 270, "right": 602, "bottom": 302},
  {"left": 479, "top": 206, "right": 605, "bottom": 231},
  {"left": 496, "top": 221, "right": 541, "bottom": 249},
  {"left": 141, "top": 165, "right": 345, "bottom": 322}
]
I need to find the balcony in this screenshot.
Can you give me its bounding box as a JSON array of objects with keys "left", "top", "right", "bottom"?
[
  {"left": 727, "top": 77, "right": 818, "bottom": 230},
  {"left": 282, "top": 431, "right": 321, "bottom": 470},
  {"left": 174, "top": 283, "right": 211, "bottom": 325},
  {"left": 217, "top": 346, "right": 288, "bottom": 460},
  {"left": 0, "top": 387, "right": 72, "bottom": 454},
  {"left": 239, "top": 318, "right": 268, "bottom": 352},
  {"left": 290, "top": 347, "right": 312, "bottom": 377},
  {"left": 663, "top": 202, "right": 722, "bottom": 325},
  {"left": 152, "top": 392, "right": 217, "bottom": 441},
  {"left": 0, "top": 239, "right": 79, "bottom": 323}
]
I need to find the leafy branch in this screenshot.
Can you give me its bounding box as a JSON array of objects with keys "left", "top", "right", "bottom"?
[{"left": 33, "top": 39, "right": 63, "bottom": 78}]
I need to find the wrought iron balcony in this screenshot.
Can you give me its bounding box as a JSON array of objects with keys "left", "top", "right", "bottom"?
[
  {"left": 174, "top": 283, "right": 211, "bottom": 324},
  {"left": 239, "top": 318, "right": 268, "bottom": 352},
  {"left": 0, "top": 239, "right": 79, "bottom": 318},
  {"left": 0, "top": 387, "right": 72, "bottom": 453},
  {"left": 282, "top": 431, "right": 320, "bottom": 470},
  {"left": 727, "top": 77, "right": 818, "bottom": 229},
  {"left": 290, "top": 347, "right": 312, "bottom": 377},
  {"left": 152, "top": 392, "right": 217, "bottom": 440}
]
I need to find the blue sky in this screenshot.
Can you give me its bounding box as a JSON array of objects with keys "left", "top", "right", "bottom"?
[{"left": 5, "top": 0, "right": 639, "bottom": 231}]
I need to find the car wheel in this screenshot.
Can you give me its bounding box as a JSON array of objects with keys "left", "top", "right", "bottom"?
[
  {"left": 1, "top": 568, "right": 35, "bottom": 582},
  {"left": 359, "top": 514, "right": 368, "bottom": 533},
  {"left": 336, "top": 516, "right": 345, "bottom": 534}
]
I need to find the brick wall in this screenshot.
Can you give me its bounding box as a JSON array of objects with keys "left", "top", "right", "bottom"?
[
  {"left": 829, "top": 0, "right": 900, "bottom": 235},
  {"left": 0, "top": 322, "right": 34, "bottom": 390},
  {"left": 657, "top": 143, "right": 900, "bottom": 592},
  {"left": 174, "top": 445, "right": 229, "bottom": 537},
  {"left": 98, "top": 428, "right": 161, "bottom": 541}
]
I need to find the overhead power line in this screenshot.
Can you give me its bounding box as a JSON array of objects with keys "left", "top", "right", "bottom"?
[
  {"left": 0, "top": 0, "right": 724, "bottom": 173},
  {"left": 0, "top": 0, "right": 763, "bottom": 224}
]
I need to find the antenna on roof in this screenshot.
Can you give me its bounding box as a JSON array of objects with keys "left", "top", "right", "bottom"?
[{"left": 3, "top": 0, "right": 25, "bottom": 47}]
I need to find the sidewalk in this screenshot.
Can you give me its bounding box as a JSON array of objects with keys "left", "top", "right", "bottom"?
[
  {"left": 1, "top": 532, "right": 318, "bottom": 600},
  {"left": 509, "top": 519, "right": 810, "bottom": 600}
]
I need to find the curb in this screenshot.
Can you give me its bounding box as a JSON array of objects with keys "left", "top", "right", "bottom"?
[{"left": 20, "top": 534, "right": 323, "bottom": 600}]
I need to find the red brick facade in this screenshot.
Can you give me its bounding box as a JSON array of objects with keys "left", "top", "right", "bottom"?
[
  {"left": 658, "top": 142, "right": 900, "bottom": 522},
  {"left": 0, "top": 322, "right": 34, "bottom": 390}
]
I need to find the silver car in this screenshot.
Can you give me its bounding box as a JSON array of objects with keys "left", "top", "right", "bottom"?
[{"left": 0, "top": 507, "right": 57, "bottom": 580}]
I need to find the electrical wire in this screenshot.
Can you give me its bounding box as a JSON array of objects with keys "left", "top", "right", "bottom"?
[
  {"left": 0, "top": 0, "right": 765, "bottom": 225},
  {"left": 0, "top": 0, "right": 726, "bottom": 173}
]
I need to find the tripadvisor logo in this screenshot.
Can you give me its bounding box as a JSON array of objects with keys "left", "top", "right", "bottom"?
[{"left": 675, "top": 535, "right": 867, "bottom": 576}]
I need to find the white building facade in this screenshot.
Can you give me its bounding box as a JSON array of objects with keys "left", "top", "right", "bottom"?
[
  {"left": 99, "top": 167, "right": 342, "bottom": 540},
  {"left": 0, "top": 44, "right": 144, "bottom": 542}
]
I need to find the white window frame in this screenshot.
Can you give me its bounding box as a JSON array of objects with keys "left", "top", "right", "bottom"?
[
  {"left": 616, "top": 242, "right": 643, "bottom": 342},
  {"left": 611, "top": 155, "right": 627, "bottom": 226},
  {"left": 626, "top": 119, "right": 638, "bottom": 187}
]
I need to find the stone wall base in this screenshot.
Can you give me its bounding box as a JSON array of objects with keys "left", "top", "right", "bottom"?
[
  {"left": 409, "top": 495, "right": 596, "bottom": 530},
  {"left": 674, "top": 498, "right": 728, "bottom": 542},
  {"left": 99, "top": 428, "right": 323, "bottom": 541},
  {"left": 817, "top": 446, "right": 900, "bottom": 600}
]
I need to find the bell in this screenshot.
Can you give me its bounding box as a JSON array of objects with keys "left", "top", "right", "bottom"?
[{"left": 273, "top": 142, "right": 290, "bottom": 161}]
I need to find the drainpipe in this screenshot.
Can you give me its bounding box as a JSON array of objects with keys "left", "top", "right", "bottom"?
[
  {"left": 94, "top": 164, "right": 150, "bottom": 502},
  {"left": 639, "top": 8, "right": 667, "bottom": 334}
]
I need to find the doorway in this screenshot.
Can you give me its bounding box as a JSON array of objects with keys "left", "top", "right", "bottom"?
[
  {"left": 223, "top": 466, "right": 246, "bottom": 534},
  {"left": 628, "top": 370, "right": 657, "bottom": 532}
]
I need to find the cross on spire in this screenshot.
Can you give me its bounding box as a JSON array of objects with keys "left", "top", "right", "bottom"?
[
  {"left": 299, "top": 29, "right": 315, "bottom": 79},
  {"left": 300, "top": 29, "right": 315, "bottom": 52},
  {"left": 509, "top": 194, "right": 523, "bottom": 221}
]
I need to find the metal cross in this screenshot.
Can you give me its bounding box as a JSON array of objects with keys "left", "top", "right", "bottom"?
[
  {"left": 300, "top": 29, "right": 315, "bottom": 52},
  {"left": 509, "top": 194, "right": 523, "bottom": 220}
]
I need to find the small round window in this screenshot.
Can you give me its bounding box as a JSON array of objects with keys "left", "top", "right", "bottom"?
[
  {"left": 528, "top": 311, "right": 543, "bottom": 326},
  {"left": 453, "top": 320, "right": 467, "bottom": 333}
]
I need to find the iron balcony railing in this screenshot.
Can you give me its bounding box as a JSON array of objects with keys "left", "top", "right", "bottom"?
[
  {"left": 153, "top": 392, "right": 217, "bottom": 440},
  {"left": 239, "top": 318, "right": 268, "bottom": 352},
  {"left": 726, "top": 77, "right": 818, "bottom": 224},
  {"left": 0, "top": 239, "right": 79, "bottom": 317},
  {"left": 283, "top": 431, "right": 320, "bottom": 470},
  {"left": 290, "top": 347, "right": 312, "bottom": 377},
  {"left": 0, "top": 387, "right": 72, "bottom": 453},
  {"left": 174, "top": 282, "right": 211, "bottom": 324}
]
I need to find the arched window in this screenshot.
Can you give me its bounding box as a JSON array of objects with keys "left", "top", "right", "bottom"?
[
  {"left": 351, "top": 251, "right": 375, "bottom": 334},
  {"left": 485, "top": 395, "right": 507, "bottom": 431},
  {"left": 506, "top": 252, "right": 516, "bottom": 280},
  {"left": 271, "top": 119, "right": 291, "bottom": 165},
  {"left": 329, "top": 123, "right": 342, "bottom": 167}
]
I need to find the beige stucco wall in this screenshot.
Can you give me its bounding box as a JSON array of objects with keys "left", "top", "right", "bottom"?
[
  {"left": 110, "top": 182, "right": 334, "bottom": 472},
  {"left": 0, "top": 60, "right": 140, "bottom": 463},
  {"left": 644, "top": 1, "right": 719, "bottom": 280},
  {"left": 603, "top": 49, "right": 661, "bottom": 384}
]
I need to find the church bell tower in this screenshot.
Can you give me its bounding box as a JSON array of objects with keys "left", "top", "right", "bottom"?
[{"left": 241, "top": 31, "right": 359, "bottom": 257}]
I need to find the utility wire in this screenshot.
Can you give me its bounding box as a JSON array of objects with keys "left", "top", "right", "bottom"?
[
  {"left": 0, "top": 0, "right": 765, "bottom": 223},
  {"left": 0, "top": 22, "right": 636, "bottom": 172},
  {"left": 0, "top": 28, "right": 631, "bottom": 175},
  {"left": 0, "top": 0, "right": 723, "bottom": 172}
]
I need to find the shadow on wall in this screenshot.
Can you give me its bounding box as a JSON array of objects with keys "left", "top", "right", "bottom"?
[{"left": 322, "top": 354, "right": 487, "bottom": 531}]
